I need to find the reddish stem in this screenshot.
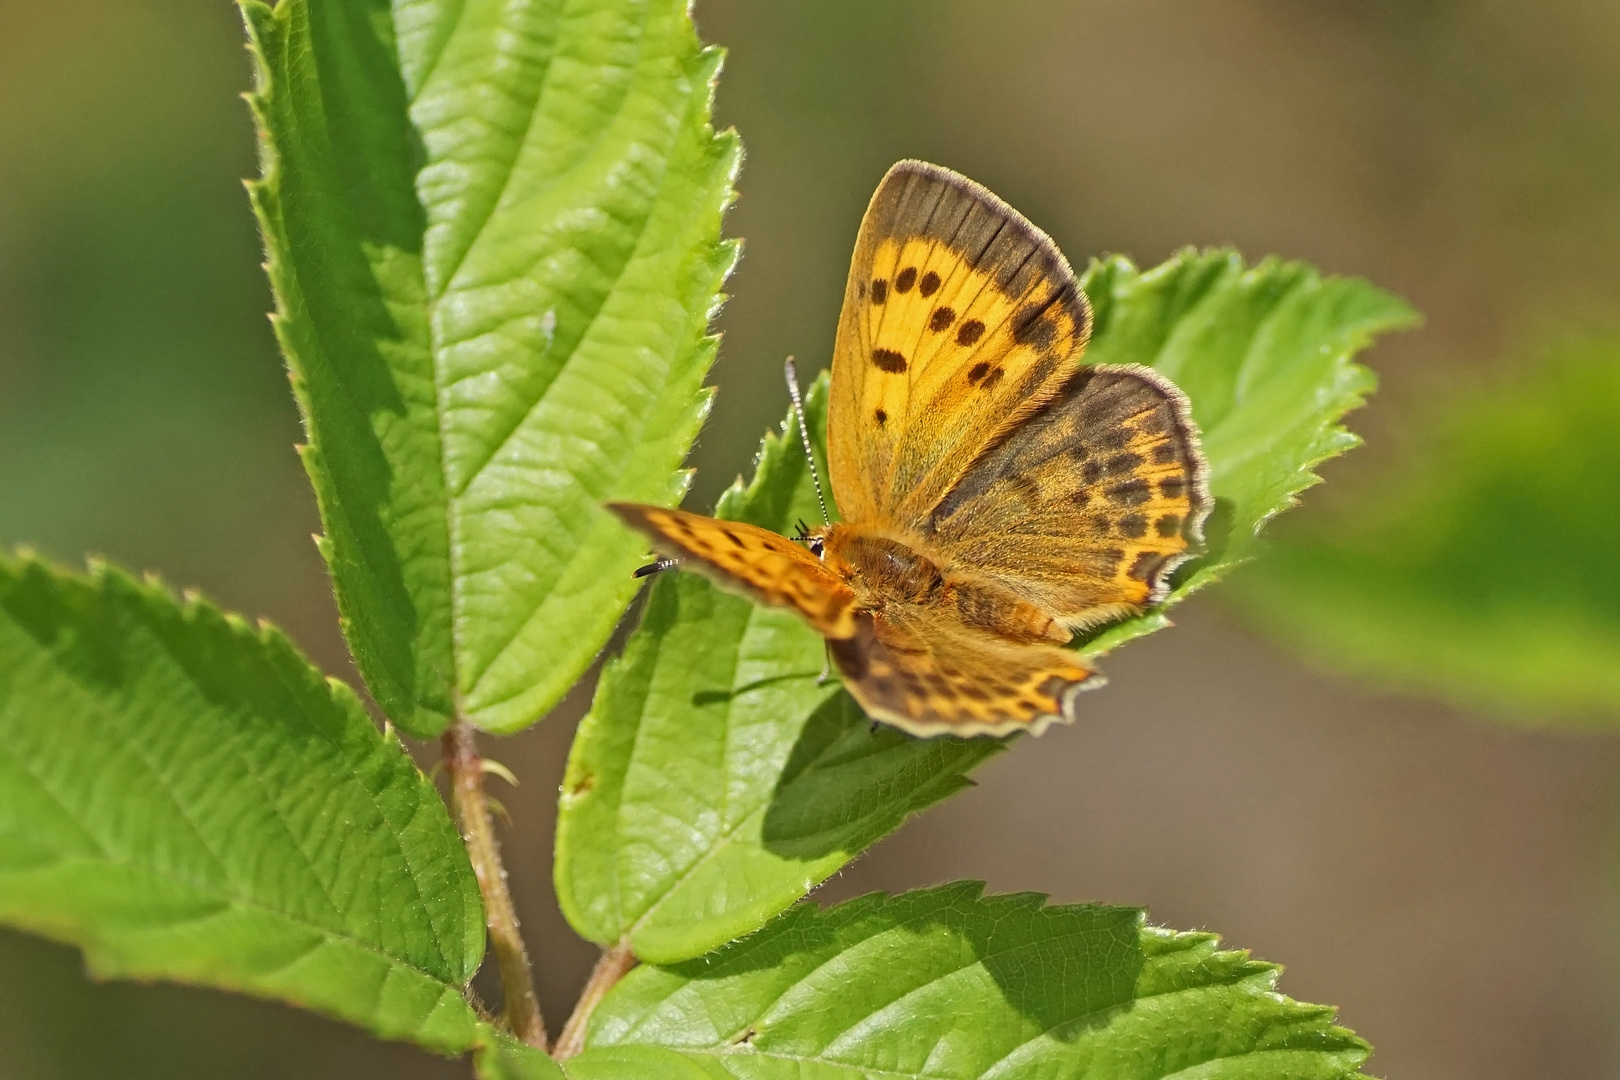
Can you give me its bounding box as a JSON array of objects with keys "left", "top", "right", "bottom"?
[{"left": 442, "top": 722, "right": 546, "bottom": 1050}]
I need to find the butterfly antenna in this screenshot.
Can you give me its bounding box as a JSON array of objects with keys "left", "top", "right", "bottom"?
[{"left": 784, "top": 357, "right": 831, "bottom": 525}]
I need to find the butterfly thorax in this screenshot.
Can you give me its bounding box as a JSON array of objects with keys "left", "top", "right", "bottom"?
[
  {"left": 820, "top": 525, "right": 944, "bottom": 606},
  {"left": 820, "top": 524, "right": 1069, "bottom": 645}
]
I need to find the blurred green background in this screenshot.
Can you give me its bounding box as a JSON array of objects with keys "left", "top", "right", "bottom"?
[{"left": 3, "top": 2, "right": 1619, "bottom": 1077}]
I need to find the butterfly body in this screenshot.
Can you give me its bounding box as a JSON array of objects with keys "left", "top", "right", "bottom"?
[
  {"left": 817, "top": 525, "right": 1067, "bottom": 644},
  {"left": 611, "top": 161, "right": 1211, "bottom": 738}
]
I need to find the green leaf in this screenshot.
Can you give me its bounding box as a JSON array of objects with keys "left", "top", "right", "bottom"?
[
  {"left": 0, "top": 553, "right": 485, "bottom": 1053},
  {"left": 242, "top": 0, "right": 740, "bottom": 736},
  {"left": 472, "top": 1025, "right": 569, "bottom": 1080},
  {"left": 565, "top": 1046, "right": 729, "bottom": 1080},
  {"left": 587, "top": 883, "right": 1371, "bottom": 1079},
  {"left": 473, "top": 1034, "right": 721, "bottom": 1080},
  {"left": 555, "top": 374, "right": 1002, "bottom": 963},
  {"left": 1078, "top": 250, "right": 1419, "bottom": 653},
  {"left": 1231, "top": 335, "right": 1620, "bottom": 724}
]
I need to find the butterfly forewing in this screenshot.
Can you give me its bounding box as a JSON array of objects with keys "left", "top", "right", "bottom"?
[
  {"left": 925, "top": 364, "right": 1211, "bottom": 626},
  {"left": 608, "top": 504, "right": 858, "bottom": 639},
  {"left": 829, "top": 161, "right": 1092, "bottom": 524}
]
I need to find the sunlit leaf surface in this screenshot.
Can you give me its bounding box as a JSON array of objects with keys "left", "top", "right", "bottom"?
[{"left": 243, "top": 0, "right": 740, "bottom": 735}]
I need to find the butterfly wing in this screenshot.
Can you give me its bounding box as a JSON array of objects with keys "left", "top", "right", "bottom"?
[
  {"left": 924, "top": 364, "right": 1211, "bottom": 628},
  {"left": 608, "top": 504, "right": 857, "bottom": 639},
  {"left": 828, "top": 604, "right": 1103, "bottom": 738},
  {"left": 828, "top": 161, "right": 1093, "bottom": 524}
]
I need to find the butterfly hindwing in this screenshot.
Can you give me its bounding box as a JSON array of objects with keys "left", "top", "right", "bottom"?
[
  {"left": 828, "top": 161, "right": 1093, "bottom": 524},
  {"left": 923, "top": 364, "right": 1211, "bottom": 627},
  {"left": 608, "top": 504, "right": 857, "bottom": 638},
  {"left": 828, "top": 605, "right": 1103, "bottom": 738}
]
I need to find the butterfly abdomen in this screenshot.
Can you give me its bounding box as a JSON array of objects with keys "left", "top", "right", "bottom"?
[{"left": 943, "top": 578, "right": 1069, "bottom": 644}]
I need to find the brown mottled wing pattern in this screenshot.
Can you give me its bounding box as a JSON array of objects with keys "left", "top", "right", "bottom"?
[
  {"left": 925, "top": 364, "right": 1211, "bottom": 628},
  {"left": 607, "top": 504, "right": 857, "bottom": 639},
  {"left": 828, "top": 160, "right": 1093, "bottom": 524},
  {"left": 828, "top": 606, "right": 1103, "bottom": 738}
]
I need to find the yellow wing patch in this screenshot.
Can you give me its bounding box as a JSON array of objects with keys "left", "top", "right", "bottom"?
[
  {"left": 608, "top": 504, "right": 857, "bottom": 639},
  {"left": 828, "top": 161, "right": 1092, "bottom": 525}
]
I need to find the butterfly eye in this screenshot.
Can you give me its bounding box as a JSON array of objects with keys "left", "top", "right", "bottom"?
[{"left": 808, "top": 537, "right": 826, "bottom": 559}]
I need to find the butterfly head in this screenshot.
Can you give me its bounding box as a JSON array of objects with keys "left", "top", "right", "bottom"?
[{"left": 792, "top": 519, "right": 827, "bottom": 560}]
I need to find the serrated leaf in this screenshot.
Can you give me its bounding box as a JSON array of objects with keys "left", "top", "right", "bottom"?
[
  {"left": 1078, "top": 250, "right": 1419, "bottom": 653},
  {"left": 472, "top": 1024, "right": 569, "bottom": 1080},
  {"left": 556, "top": 374, "right": 1004, "bottom": 963},
  {"left": 1231, "top": 335, "right": 1620, "bottom": 724},
  {"left": 242, "top": 0, "right": 740, "bottom": 736},
  {"left": 587, "top": 882, "right": 1371, "bottom": 1080},
  {"left": 0, "top": 553, "right": 485, "bottom": 1052}
]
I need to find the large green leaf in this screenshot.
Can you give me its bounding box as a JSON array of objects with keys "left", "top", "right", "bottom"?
[
  {"left": 1079, "top": 250, "right": 1419, "bottom": 653},
  {"left": 0, "top": 553, "right": 485, "bottom": 1052},
  {"left": 472, "top": 1025, "right": 570, "bottom": 1080},
  {"left": 555, "top": 375, "right": 1004, "bottom": 963},
  {"left": 558, "top": 252, "right": 1414, "bottom": 965},
  {"left": 471, "top": 1032, "right": 714, "bottom": 1080},
  {"left": 242, "top": 0, "right": 740, "bottom": 736},
  {"left": 586, "top": 883, "right": 1371, "bottom": 1079},
  {"left": 1232, "top": 336, "right": 1620, "bottom": 724}
]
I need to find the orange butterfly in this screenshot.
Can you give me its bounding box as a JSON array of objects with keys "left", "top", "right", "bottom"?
[{"left": 611, "top": 161, "right": 1210, "bottom": 737}]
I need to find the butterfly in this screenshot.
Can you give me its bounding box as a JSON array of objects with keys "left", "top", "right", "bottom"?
[{"left": 610, "top": 161, "right": 1210, "bottom": 737}]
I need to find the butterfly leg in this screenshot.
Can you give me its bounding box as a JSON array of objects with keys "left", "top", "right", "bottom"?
[{"left": 818, "top": 640, "right": 834, "bottom": 686}]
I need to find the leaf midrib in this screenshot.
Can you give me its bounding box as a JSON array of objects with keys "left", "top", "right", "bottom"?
[
  {"left": 428, "top": 4, "right": 683, "bottom": 708},
  {"left": 0, "top": 850, "right": 466, "bottom": 994}
]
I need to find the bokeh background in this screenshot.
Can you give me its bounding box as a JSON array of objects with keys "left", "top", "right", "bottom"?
[{"left": 3, "top": 1, "right": 1619, "bottom": 1077}]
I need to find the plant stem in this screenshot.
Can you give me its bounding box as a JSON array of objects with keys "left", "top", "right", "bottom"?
[
  {"left": 553, "top": 940, "right": 635, "bottom": 1060},
  {"left": 442, "top": 721, "right": 546, "bottom": 1050}
]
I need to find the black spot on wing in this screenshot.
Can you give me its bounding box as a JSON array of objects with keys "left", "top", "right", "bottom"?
[
  {"left": 1107, "top": 478, "right": 1152, "bottom": 506},
  {"left": 895, "top": 267, "right": 918, "bottom": 293},
  {"left": 1104, "top": 452, "right": 1144, "bottom": 476},
  {"left": 929, "top": 307, "right": 956, "bottom": 332},
  {"left": 871, "top": 348, "right": 908, "bottom": 373},
  {"left": 1093, "top": 427, "right": 1130, "bottom": 452},
  {"left": 919, "top": 270, "right": 941, "bottom": 296},
  {"left": 967, "top": 362, "right": 991, "bottom": 384},
  {"left": 956, "top": 319, "right": 985, "bottom": 346},
  {"left": 871, "top": 278, "right": 889, "bottom": 304}
]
